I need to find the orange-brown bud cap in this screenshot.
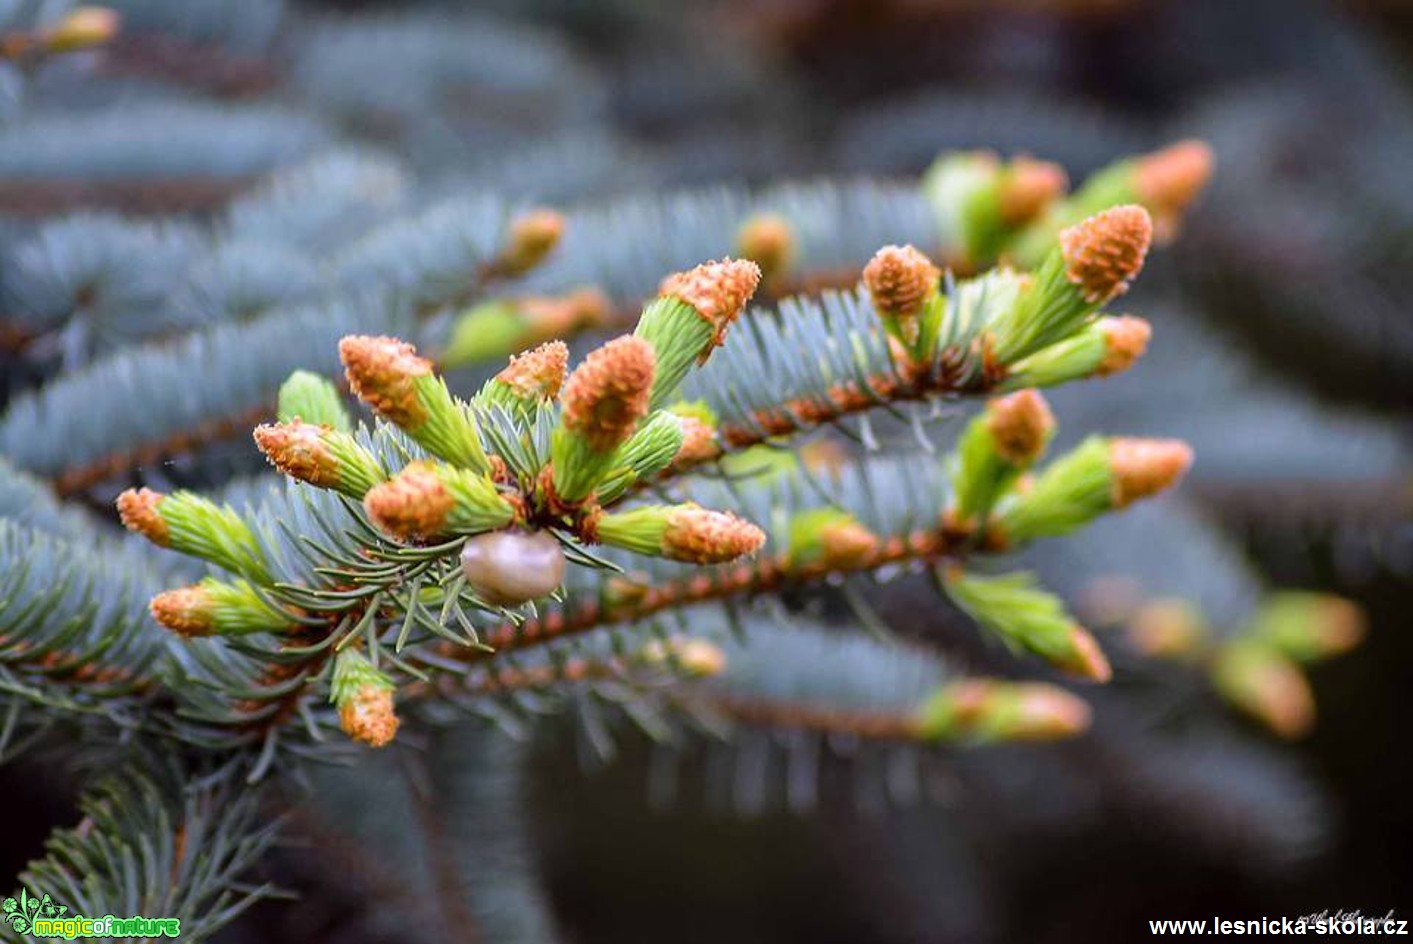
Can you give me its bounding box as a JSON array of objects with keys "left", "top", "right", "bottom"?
[
  {"left": 675, "top": 416, "right": 721, "bottom": 464},
  {"left": 818, "top": 519, "right": 880, "bottom": 569},
  {"left": 1127, "top": 598, "right": 1207, "bottom": 658},
  {"left": 253, "top": 421, "right": 339, "bottom": 489},
  {"left": 501, "top": 208, "right": 565, "bottom": 274},
  {"left": 1110, "top": 438, "right": 1193, "bottom": 508},
  {"left": 1010, "top": 683, "right": 1093, "bottom": 738},
  {"left": 863, "top": 244, "right": 940, "bottom": 323},
  {"left": 496, "top": 340, "right": 568, "bottom": 400},
  {"left": 339, "top": 687, "right": 400, "bottom": 748},
  {"left": 659, "top": 258, "right": 762, "bottom": 347},
  {"left": 523, "top": 286, "right": 611, "bottom": 339},
  {"left": 985, "top": 389, "right": 1055, "bottom": 465},
  {"left": 561, "top": 335, "right": 656, "bottom": 452},
  {"left": 150, "top": 586, "right": 214, "bottom": 637},
  {"left": 1308, "top": 596, "right": 1366, "bottom": 654},
  {"left": 799, "top": 438, "right": 850, "bottom": 476},
  {"left": 662, "top": 507, "right": 767, "bottom": 564},
  {"left": 363, "top": 461, "right": 454, "bottom": 541},
  {"left": 45, "top": 6, "right": 120, "bottom": 52},
  {"left": 604, "top": 573, "right": 652, "bottom": 609},
  {"left": 641, "top": 637, "right": 728, "bottom": 677},
  {"left": 1249, "top": 663, "right": 1315, "bottom": 739},
  {"left": 1134, "top": 140, "right": 1214, "bottom": 241},
  {"left": 923, "top": 679, "right": 1091, "bottom": 741},
  {"left": 1217, "top": 647, "right": 1315, "bottom": 740},
  {"left": 339, "top": 335, "right": 433, "bottom": 428},
  {"left": 1062, "top": 624, "right": 1113, "bottom": 682},
  {"left": 736, "top": 213, "right": 796, "bottom": 281},
  {"left": 1096, "top": 315, "right": 1152, "bottom": 376},
  {"left": 1058, "top": 205, "right": 1153, "bottom": 305},
  {"left": 117, "top": 487, "right": 170, "bottom": 546},
  {"left": 998, "top": 157, "right": 1068, "bottom": 226}
]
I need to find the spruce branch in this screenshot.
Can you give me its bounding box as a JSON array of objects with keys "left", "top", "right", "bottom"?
[
  {"left": 3, "top": 146, "right": 1204, "bottom": 498},
  {"left": 2, "top": 296, "right": 410, "bottom": 493},
  {"left": 0, "top": 457, "right": 107, "bottom": 544},
  {"left": 448, "top": 429, "right": 1187, "bottom": 681},
  {"left": 90, "top": 221, "right": 1186, "bottom": 751},
  {"left": 3, "top": 196, "right": 549, "bottom": 493},
  {"left": 0, "top": 519, "right": 167, "bottom": 712},
  {"left": 0, "top": 213, "right": 205, "bottom": 356},
  {"left": 0, "top": 176, "right": 258, "bottom": 217},
  {"left": 99, "top": 32, "right": 280, "bottom": 98},
  {"left": 510, "top": 141, "right": 1205, "bottom": 317},
  {"left": 1129, "top": 591, "right": 1366, "bottom": 741},
  {"left": 294, "top": 725, "right": 561, "bottom": 943},
  {"left": 1006, "top": 139, "right": 1215, "bottom": 263},
  {"left": 1018, "top": 499, "right": 1370, "bottom": 739},
  {"left": 653, "top": 213, "right": 1154, "bottom": 483},
  {"left": 404, "top": 635, "right": 726, "bottom": 706},
  {"left": 0, "top": 101, "right": 329, "bottom": 216},
  {"left": 412, "top": 612, "right": 1091, "bottom": 756},
  {"left": 0, "top": 12, "right": 1307, "bottom": 921},
  {"left": 677, "top": 621, "right": 1092, "bottom": 745},
  {"left": 10, "top": 755, "right": 280, "bottom": 941}
]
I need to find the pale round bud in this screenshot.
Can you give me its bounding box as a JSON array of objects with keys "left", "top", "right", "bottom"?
[{"left": 460, "top": 530, "right": 566, "bottom": 606}]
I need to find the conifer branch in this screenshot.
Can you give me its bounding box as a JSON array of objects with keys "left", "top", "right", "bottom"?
[
  {"left": 681, "top": 619, "right": 1090, "bottom": 747},
  {"left": 1021, "top": 500, "right": 1369, "bottom": 740},
  {"left": 295, "top": 725, "right": 560, "bottom": 942},
  {"left": 4, "top": 196, "right": 541, "bottom": 493},
  {"left": 100, "top": 222, "right": 1190, "bottom": 753},
  {"left": 3, "top": 146, "right": 1203, "bottom": 501},
  {"left": 0, "top": 101, "right": 329, "bottom": 215},
  {"left": 0, "top": 1, "right": 1301, "bottom": 918},
  {"left": 10, "top": 756, "right": 280, "bottom": 940},
  {"left": 404, "top": 636, "right": 722, "bottom": 703},
  {"left": 0, "top": 177, "right": 257, "bottom": 217},
  {"left": 0, "top": 520, "right": 168, "bottom": 710},
  {"left": 465, "top": 525, "right": 970, "bottom": 660},
  {"left": 100, "top": 34, "right": 280, "bottom": 97},
  {"left": 680, "top": 693, "right": 929, "bottom": 741},
  {"left": 648, "top": 214, "right": 1155, "bottom": 487},
  {"left": 441, "top": 423, "right": 1187, "bottom": 684}
]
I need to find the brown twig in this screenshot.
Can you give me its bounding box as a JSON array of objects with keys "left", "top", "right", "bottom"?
[
  {"left": 0, "top": 177, "right": 257, "bottom": 217},
  {"left": 404, "top": 653, "right": 626, "bottom": 702},
  {"left": 99, "top": 36, "right": 280, "bottom": 98},
  {"left": 53, "top": 401, "right": 273, "bottom": 496},
  {"left": 680, "top": 691, "right": 925, "bottom": 740},
  {"left": 0, "top": 633, "right": 157, "bottom": 692},
  {"left": 450, "top": 526, "right": 966, "bottom": 664}
]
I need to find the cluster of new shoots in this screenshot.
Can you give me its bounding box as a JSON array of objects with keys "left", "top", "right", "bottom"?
[
  {"left": 1124, "top": 591, "right": 1365, "bottom": 739},
  {"left": 923, "top": 151, "right": 1069, "bottom": 267},
  {"left": 117, "top": 257, "right": 775, "bottom": 745},
  {"left": 117, "top": 194, "right": 1200, "bottom": 746},
  {"left": 924, "top": 140, "right": 1215, "bottom": 269},
  {"left": 861, "top": 203, "right": 1156, "bottom": 394}
]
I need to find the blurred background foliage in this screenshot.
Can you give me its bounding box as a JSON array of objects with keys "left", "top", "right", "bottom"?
[{"left": 0, "top": 0, "right": 1409, "bottom": 941}]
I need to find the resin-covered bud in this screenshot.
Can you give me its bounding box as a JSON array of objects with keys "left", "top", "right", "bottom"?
[{"left": 460, "top": 530, "right": 566, "bottom": 606}]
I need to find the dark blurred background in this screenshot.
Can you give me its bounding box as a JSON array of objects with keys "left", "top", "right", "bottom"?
[{"left": 1, "top": 0, "right": 1409, "bottom": 940}]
